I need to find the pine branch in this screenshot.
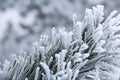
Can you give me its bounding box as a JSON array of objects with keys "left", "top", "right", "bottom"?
[{"left": 0, "top": 5, "right": 120, "bottom": 80}]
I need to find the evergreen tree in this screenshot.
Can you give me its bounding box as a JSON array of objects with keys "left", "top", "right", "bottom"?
[{"left": 0, "top": 5, "right": 120, "bottom": 80}]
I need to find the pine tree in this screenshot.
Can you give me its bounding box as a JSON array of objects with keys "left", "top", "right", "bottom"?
[{"left": 0, "top": 5, "right": 120, "bottom": 80}]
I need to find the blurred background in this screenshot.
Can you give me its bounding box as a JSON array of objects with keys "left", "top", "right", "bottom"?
[{"left": 0, "top": 0, "right": 120, "bottom": 62}]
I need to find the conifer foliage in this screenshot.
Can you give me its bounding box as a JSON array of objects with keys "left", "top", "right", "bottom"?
[{"left": 0, "top": 5, "right": 120, "bottom": 80}]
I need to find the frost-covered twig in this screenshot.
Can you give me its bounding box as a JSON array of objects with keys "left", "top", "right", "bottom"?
[{"left": 0, "top": 5, "right": 120, "bottom": 80}]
